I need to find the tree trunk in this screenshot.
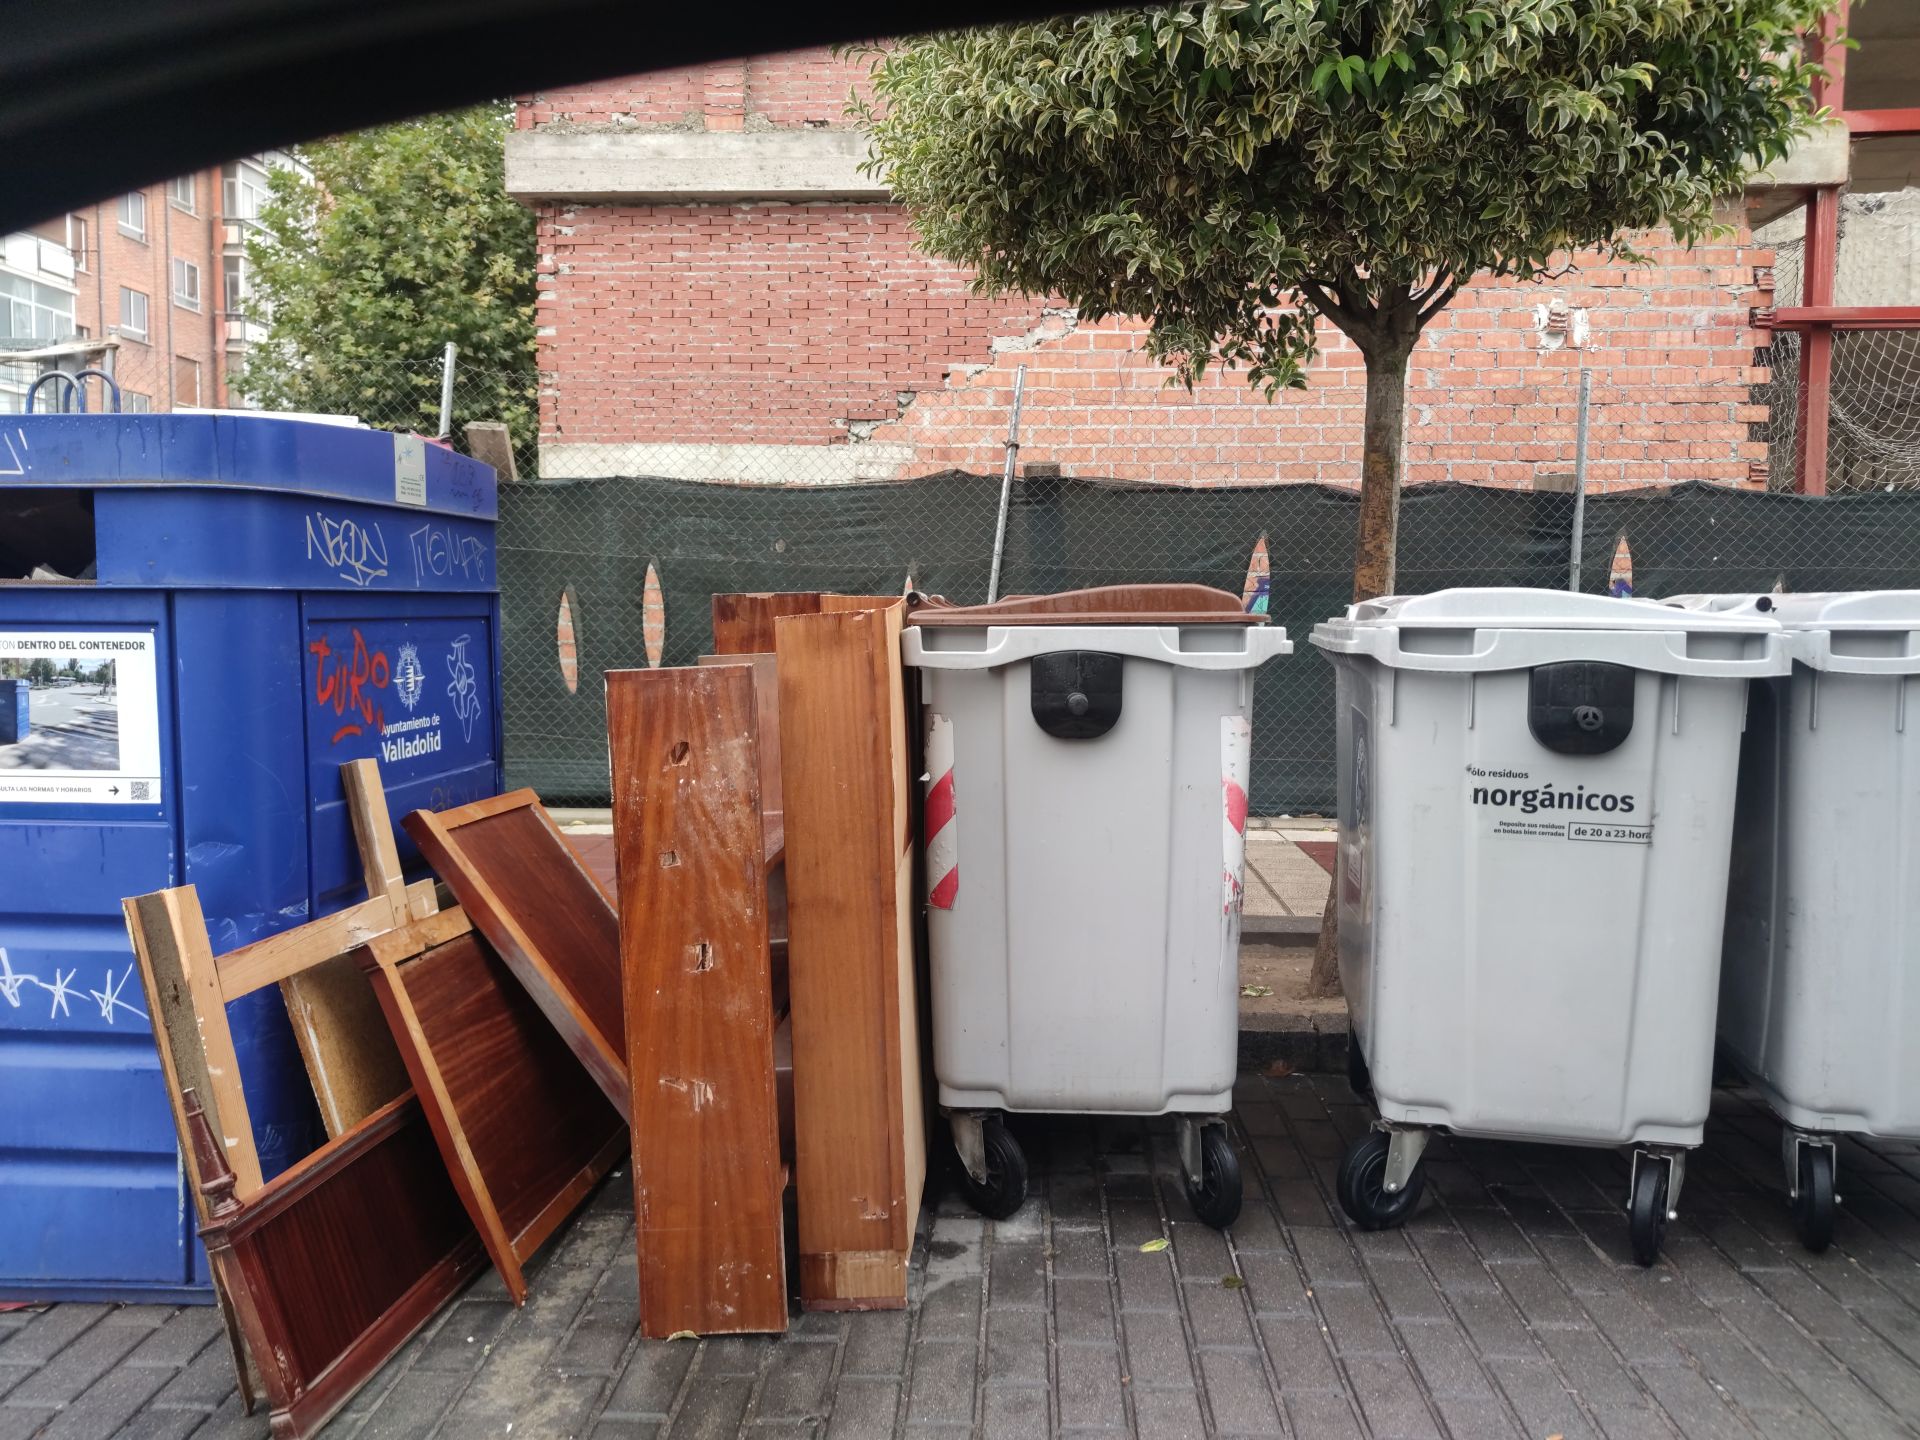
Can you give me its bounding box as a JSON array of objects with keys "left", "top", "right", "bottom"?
[{"left": 1308, "top": 331, "right": 1416, "bottom": 1000}]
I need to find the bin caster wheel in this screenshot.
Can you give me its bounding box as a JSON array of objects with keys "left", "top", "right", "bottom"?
[
  {"left": 959, "top": 1118, "right": 1028, "bottom": 1220},
  {"left": 1628, "top": 1155, "right": 1670, "bottom": 1267},
  {"left": 1337, "top": 1131, "right": 1425, "bottom": 1231},
  {"left": 1791, "top": 1145, "right": 1837, "bottom": 1254},
  {"left": 1346, "top": 1038, "right": 1373, "bottom": 1104},
  {"left": 1185, "top": 1128, "right": 1243, "bottom": 1230}
]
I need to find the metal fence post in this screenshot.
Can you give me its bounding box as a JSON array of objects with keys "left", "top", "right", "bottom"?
[
  {"left": 1568, "top": 367, "right": 1592, "bottom": 592},
  {"left": 986, "top": 364, "right": 1028, "bottom": 604},
  {"left": 437, "top": 341, "right": 459, "bottom": 439}
]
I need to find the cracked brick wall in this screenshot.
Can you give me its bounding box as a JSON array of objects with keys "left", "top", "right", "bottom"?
[{"left": 521, "top": 49, "right": 1775, "bottom": 491}]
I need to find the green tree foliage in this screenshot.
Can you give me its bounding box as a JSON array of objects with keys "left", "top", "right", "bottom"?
[
  {"left": 860, "top": 0, "right": 1833, "bottom": 596},
  {"left": 238, "top": 107, "right": 536, "bottom": 448}
]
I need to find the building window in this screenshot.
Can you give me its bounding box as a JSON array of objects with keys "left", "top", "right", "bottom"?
[
  {"left": 117, "top": 192, "right": 147, "bottom": 241},
  {"left": 121, "top": 391, "right": 153, "bottom": 414},
  {"left": 119, "top": 287, "right": 149, "bottom": 340},
  {"left": 0, "top": 272, "right": 77, "bottom": 343},
  {"left": 74, "top": 323, "right": 90, "bottom": 340},
  {"left": 66, "top": 214, "right": 88, "bottom": 271},
  {"left": 167, "top": 175, "right": 196, "bottom": 214},
  {"left": 171, "top": 258, "right": 201, "bottom": 312},
  {"left": 174, "top": 356, "right": 201, "bottom": 407},
  {"left": 222, "top": 160, "right": 272, "bottom": 223},
  {"left": 223, "top": 253, "right": 249, "bottom": 315}
]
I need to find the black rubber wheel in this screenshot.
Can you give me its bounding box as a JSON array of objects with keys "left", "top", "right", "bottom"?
[
  {"left": 1791, "top": 1145, "right": 1837, "bottom": 1254},
  {"left": 1628, "top": 1157, "right": 1670, "bottom": 1267},
  {"left": 1185, "top": 1128, "right": 1243, "bottom": 1230},
  {"left": 1346, "top": 1037, "right": 1374, "bottom": 1104},
  {"left": 1336, "top": 1131, "right": 1425, "bottom": 1231},
  {"left": 960, "top": 1119, "right": 1028, "bottom": 1220}
]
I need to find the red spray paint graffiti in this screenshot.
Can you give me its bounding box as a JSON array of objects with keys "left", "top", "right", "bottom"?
[{"left": 310, "top": 629, "right": 391, "bottom": 743}]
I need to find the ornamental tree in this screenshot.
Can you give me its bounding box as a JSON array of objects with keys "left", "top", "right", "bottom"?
[
  {"left": 861, "top": 0, "right": 1832, "bottom": 994},
  {"left": 860, "top": 0, "right": 1831, "bottom": 598},
  {"left": 239, "top": 106, "right": 536, "bottom": 458}
]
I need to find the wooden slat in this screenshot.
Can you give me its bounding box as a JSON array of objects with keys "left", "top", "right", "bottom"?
[
  {"left": 122, "top": 891, "right": 260, "bottom": 1415},
  {"left": 359, "top": 912, "right": 627, "bottom": 1305},
  {"left": 217, "top": 897, "right": 401, "bottom": 998},
  {"left": 776, "top": 600, "right": 923, "bottom": 1310},
  {"left": 126, "top": 889, "right": 263, "bottom": 1196},
  {"left": 608, "top": 665, "right": 788, "bottom": 1336},
  {"left": 403, "top": 792, "right": 629, "bottom": 1119},
  {"left": 185, "top": 1090, "right": 485, "bottom": 1440}
]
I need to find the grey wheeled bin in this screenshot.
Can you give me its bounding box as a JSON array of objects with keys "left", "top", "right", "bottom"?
[
  {"left": 1310, "top": 589, "right": 1788, "bottom": 1263},
  {"left": 901, "top": 585, "right": 1292, "bottom": 1228},
  {"left": 1676, "top": 591, "right": 1920, "bottom": 1252}
]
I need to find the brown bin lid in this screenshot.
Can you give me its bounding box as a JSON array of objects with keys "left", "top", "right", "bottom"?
[{"left": 905, "top": 584, "right": 1263, "bottom": 627}]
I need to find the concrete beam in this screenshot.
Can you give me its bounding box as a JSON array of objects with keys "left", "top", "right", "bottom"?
[
  {"left": 505, "top": 128, "right": 888, "bottom": 204},
  {"left": 1745, "top": 120, "right": 1851, "bottom": 192},
  {"left": 538, "top": 440, "right": 915, "bottom": 485}
]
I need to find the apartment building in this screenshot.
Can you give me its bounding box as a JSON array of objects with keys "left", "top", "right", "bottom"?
[{"left": 1, "top": 155, "right": 295, "bottom": 414}]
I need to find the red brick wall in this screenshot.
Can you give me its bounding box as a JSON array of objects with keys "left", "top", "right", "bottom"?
[
  {"left": 518, "top": 48, "right": 871, "bottom": 131},
  {"left": 522, "top": 54, "right": 1773, "bottom": 493}
]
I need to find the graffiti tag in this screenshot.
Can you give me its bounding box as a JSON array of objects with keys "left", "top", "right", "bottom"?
[
  {"left": 311, "top": 628, "right": 391, "bottom": 743},
  {"left": 0, "top": 949, "right": 147, "bottom": 1024},
  {"left": 306, "top": 511, "right": 389, "bottom": 587},
  {"left": 408, "top": 523, "right": 489, "bottom": 586},
  {"left": 447, "top": 635, "right": 480, "bottom": 743}
]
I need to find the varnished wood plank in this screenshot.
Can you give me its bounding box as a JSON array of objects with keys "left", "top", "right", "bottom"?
[
  {"left": 608, "top": 664, "right": 788, "bottom": 1336},
  {"left": 404, "top": 794, "right": 629, "bottom": 1120},
  {"left": 711, "top": 592, "right": 823, "bottom": 655},
  {"left": 698, "top": 653, "right": 783, "bottom": 820},
  {"left": 343, "top": 758, "right": 408, "bottom": 909},
  {"left": 125, "top": 889, "right": 263, "bottom": 1197},
  {"left": 359, "top": 915, "right": 625, "bottom": 1305},
  {"left": 776, "top": 601, "right": 923, "bottom": 1309},
  {"left": 185, "top": 1090, "right": 484, "bottom": 1440}
]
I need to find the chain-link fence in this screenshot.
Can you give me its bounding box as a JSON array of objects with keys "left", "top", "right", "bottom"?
[{"left": 9, "top": 342, "right": 1920, "bottom": 814}]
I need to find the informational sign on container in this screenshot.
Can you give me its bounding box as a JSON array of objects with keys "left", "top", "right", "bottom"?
[
  {"left": 0, "top": 629, "right": 162, "bottom": 805},
  {"left": 1466, "top": 763, "right": 1652, "bottom": 845}
]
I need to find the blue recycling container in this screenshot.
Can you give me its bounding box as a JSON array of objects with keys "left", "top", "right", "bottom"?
[{"left": 0, "top": 414, "right": 502, "bottom": 1301}]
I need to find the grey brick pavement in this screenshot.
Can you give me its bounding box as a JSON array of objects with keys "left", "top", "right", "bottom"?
[{"left": 7, "top": 1077, "right": 1920, "bottom": 1439}]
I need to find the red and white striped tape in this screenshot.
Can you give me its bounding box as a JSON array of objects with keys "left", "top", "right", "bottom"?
[{"left": 925, "top": 713, "right": 959, "bottom": 909}]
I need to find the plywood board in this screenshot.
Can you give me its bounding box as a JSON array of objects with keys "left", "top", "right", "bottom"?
[
  {"left": 776, "top": 600, "right": 924, "bottom": 1310},
  {"left": 608, "top": 664, "right": 788, "bottom": 1336},
  {"left": 185, "top": 1090, "right": 484, "bottom": 1440},
  {"left": 359, "top": 908, "right": 627, "bottom": 1305},
  {"left": 403, "top": 792, "right": 628, "bottom": 1119}
]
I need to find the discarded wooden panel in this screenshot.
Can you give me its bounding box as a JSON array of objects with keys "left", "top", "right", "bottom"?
[
  {"left": 698, "top": 652, "right": 783, "bottom": 819},
  {"left": 403, "top": 791, "right": 629, "bottom": 1119},
  {"left": 185, "top": 1088, "right": 484, "bottom": 1440},
  {"left": 711, "top": 592, "right": 823, "bottom": 656},
  {"left": 358, "top": 907, "right": 627, "bottom": 1305},
  {"left": 608, "top": 664, "right": 789, "bottom": 1336},
  {"left": 118, "top": 760, "right": 443, "bottom": 1418},
  {"left": 776, "top": 600, "right": 926, "bottom": 1310}
]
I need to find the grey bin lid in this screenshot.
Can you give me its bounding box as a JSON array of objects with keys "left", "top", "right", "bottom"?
[
  {"left": 1665, "top": 591, "right": 1920, "bottom": 673},
  {"left": 1311, "top": 587, "right": 1789, "bottom": 677}
]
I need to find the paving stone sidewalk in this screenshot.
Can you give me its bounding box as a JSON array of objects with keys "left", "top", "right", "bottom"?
[{"left": 8, "top": 1076, "right": 1920, "bottom": 1440}]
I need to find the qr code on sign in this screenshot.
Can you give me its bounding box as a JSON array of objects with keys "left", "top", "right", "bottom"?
[{"left": 130, "top": 781, "right": 151, "bottom": 802}]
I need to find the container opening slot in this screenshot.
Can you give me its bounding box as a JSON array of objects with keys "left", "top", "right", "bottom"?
[
  {"left": 0, "top": 490, "right": 97, "bottom": 582},
  {"left": 1827, "top": 631, "right": 1906, "bottom": 659},
  {"left": 1177, "top": 626, "right": 1243, "bottom": 654},
  {"left": 1685, "top": 633, "right": 1759, "bottom": 662},
  {"left": 1398, "top": 628, "right": 1476, "bottom": 656}
]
